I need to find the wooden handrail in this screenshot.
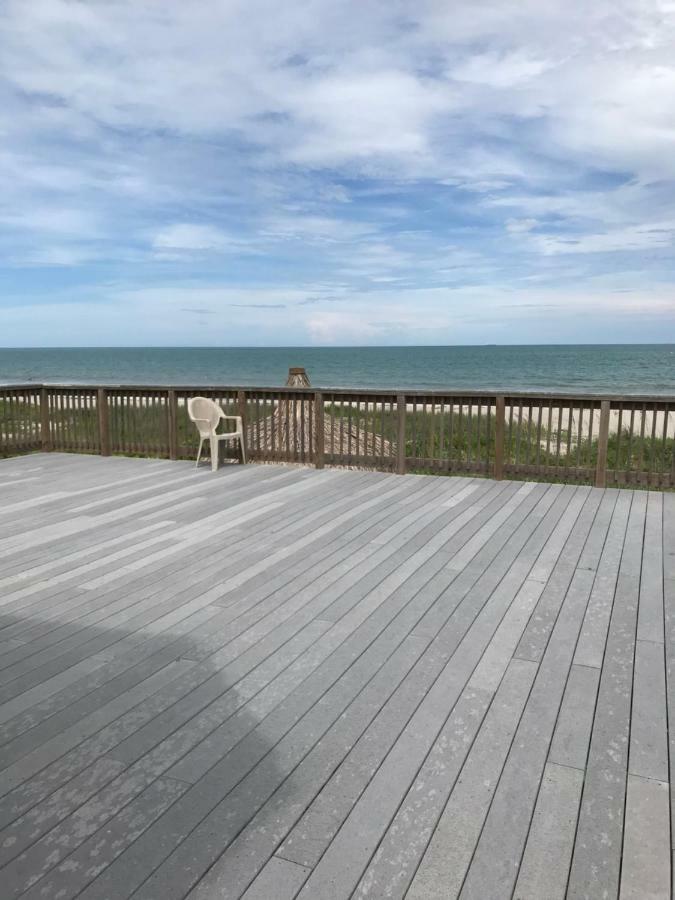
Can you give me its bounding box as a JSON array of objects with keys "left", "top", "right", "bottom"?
[{"left": 2, "top": 383, "right": 675, "bottom": 404}]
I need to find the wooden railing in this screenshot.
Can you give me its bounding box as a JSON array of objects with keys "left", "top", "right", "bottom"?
[{"left": 1, "top": 384, "right": 674, "bottom": 489}]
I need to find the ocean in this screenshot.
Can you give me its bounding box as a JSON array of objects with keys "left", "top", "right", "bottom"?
[{"left": 1, "top": 345, "right": 675, "bottom": 395}]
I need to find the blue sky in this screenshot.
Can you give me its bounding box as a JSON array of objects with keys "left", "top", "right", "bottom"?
[{"left": 2, "top": 0, "right": 675, "bottom": 347}]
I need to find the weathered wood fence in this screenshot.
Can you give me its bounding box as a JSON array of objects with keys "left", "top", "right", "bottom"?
[{"left": 2, "top": 384, "right": 675, "bottom": 488}]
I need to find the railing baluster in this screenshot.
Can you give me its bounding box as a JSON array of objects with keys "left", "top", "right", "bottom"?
[
  {"left": 555, "top": 405, "right": 563, "bottom": 467},
  {"left": 396, "top": 393, "right": 406, "bottom": 475},
  {"left": 614, "top": 404, "right": 623, "bottom": 485},
  {"left": 595, "top": 400, "right": 610, "bottom": 488},
  {"left": 485, "top": 400, "right": 492, "bottom": 473},
  {"left": 494, "top": 395, "right": 505, "bottom": 480},
  {"left": 98, "top": 388, "right": 110, "bottom": 456},
  {"left": 660, "top": 403, "right": 669, "bottom": 487},
  {"left": 314, "top": 392, "right": 324, "bottom": 469},
  {"left": 545, "top": 401, "right": 552, "bottom": 463},
  {"left": 40, "top": 387, "right": 51, "bottom": 451},
  {"left": 648, "top": 402, "right": 658, "bottom": 485},
  {"left": 448, "top": 401, "right": 454, "bottom": 461}
]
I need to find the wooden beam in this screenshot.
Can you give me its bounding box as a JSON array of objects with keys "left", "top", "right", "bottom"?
[
  {"left": 396, "top": 394, "right": 406, "bottom": 475},
  {"left": 40, "top": 387, "right": 51, "bottom": 451},
  {"left": 314, "top": 392, "right": 325, "bottom": 468},
  {"left": 494, "top": 395, "right": 505, "bottom": 480},
  {"left": 98, "top": 388, "right": 111, "bottom": 456},
  {"left": 595, "top": 399, "right": 611, "bottom": 488},
  {"left": 237, "top": 390, "right": 248, "bottom": 464},
  {"left": 167, "top": 389, "right": 178, "bottom": 460}
]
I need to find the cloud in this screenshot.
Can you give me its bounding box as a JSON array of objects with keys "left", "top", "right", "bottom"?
[
  {"left": 0, "top": 207, "right": 100, "bottom": 236},
  {"left": 530, "top": 223, "right": 675, "bottom": 255},
  {"left": 506, "top": 218, "right": 538, "bottom": 234},
  {"left": 153, "top": 223, "right": 236, "bottom": 252},
  {"left": 229, "top": 303, "right": 287, "bottom": 309},
  {"left": 261, "top": 215, "right": 377, "bottom": 242},
  {"left": 305, "top": 311, "right": 383, "bottom": 344},
  {"left": 1, "top": 0, "right": 675, "bottom": 343},
  {"left": 450, "top": 50, "right": 555, "bottom": 88},
  {"left": 2, "top": 279, "right": 675, "bottom": 348}
]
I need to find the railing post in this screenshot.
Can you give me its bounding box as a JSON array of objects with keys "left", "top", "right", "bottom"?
[
  {"left": 396, "top": 393, "right": 406, "bottom": 475},
  {"left": 237, "top": 390, "right": 248, "bottom": 463},
  {"left": 167, "top": 389, "right": 178, "bottom": 460},
  {"left": 97, "top": 388, "right": 111, "bottom": 456},
  {"left": 494, "top": 395, "right": 505, "bottom": 480},
  {"left": 314, "top": 391, "right": 325, "bottom": 469},
  {"left": 595, "top": 400, "right": 611, "bottom": 488},
  {"left": 40, "top": 387, "right": 51, "bottom": 451}
]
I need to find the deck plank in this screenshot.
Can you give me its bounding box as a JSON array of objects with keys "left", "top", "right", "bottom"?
[
  {"left": 567, "top": 490, "right": 648, "bottom": 900},
  {"left": 0, "top": 454, "right": 670, "bottom": 900},
  {"left": 665, "top": 492, "right": 675, "bottom": 855}
]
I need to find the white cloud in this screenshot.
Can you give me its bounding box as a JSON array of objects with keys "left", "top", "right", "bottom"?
[
  {"left": 2, "top": 0, "right": 675, "bottom": 342},
  {"left": 450, "top": 51, "right": 555, "bottom": 88},
  {"left": 261, "top": 215, "right": 377, "bottom": 242},
  {"left": 152, "top": 223, "right": 235, "bottom": 252},
  {"left": 2, "top": 279, "right": 675, "bottom": 347},
  {"left": 305, "top": 311, "right": 383, "bottom": 344},
  {"left": 0, "top": 207, "right": 100, "bottom": 236},
  {"left": 530, "top": 223, "right": 675, "bottom": 255},
  {"left": 4, "top": 0, "right": 673, "bottom": 183},
  {"left": 506, "top": 218, "right": 538, "bottom": 234}
]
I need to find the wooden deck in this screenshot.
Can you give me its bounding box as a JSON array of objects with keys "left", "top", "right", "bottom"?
[{"left": 0, "top": 453, "right": 672, "bottom": 900}]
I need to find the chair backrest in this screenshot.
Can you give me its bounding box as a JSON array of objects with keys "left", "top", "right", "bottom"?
[{"left": 187, "top": 396, "right": 221, "bottom": 437}]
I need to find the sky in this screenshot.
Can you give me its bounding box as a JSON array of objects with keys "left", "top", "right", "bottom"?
[{"left": 2, "top": 0, "right": 675, "bottom": 347}]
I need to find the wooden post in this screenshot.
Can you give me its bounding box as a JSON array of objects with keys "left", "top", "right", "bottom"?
[
  {"left": 237, "top": 390, "right": 248, "bottom": 463},
  {"left": 167, "top": 389, "right": 178, "bottom": 460},
  {"left": 40, "top": 387, "right": 51, "bottom": 451},
  {"left": 494, "top": 395, "right": 505, "bottom": 480},
  {"left": 595, "top": 399, "right": 611, "bottom": 488},
  {"left": 396, "top": 393, "right": 406, "bottom": 475},
  {"left": 314, "top": 391, "right": 325, "bottom": 468},
  {"left": 97, "top": 388, "right": 111, "bottom": 456}
]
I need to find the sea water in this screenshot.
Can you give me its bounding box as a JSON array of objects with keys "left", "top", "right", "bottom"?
[{"left": 1, "top": 345, "right": 674, "bottom": 394}]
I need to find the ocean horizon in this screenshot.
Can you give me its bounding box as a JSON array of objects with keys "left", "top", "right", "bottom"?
[{"left": 1, "top": 344, "right": 675, "bottom": 395}]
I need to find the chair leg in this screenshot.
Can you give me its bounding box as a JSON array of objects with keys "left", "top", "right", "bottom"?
[
  {"left": 240, "top": 435, "right": 246, "bottom": 464},
  {"left": 210, "top": 436, "right": 219, "bottom": 472},
  {"left": 195, "top": 438, "right": 204, "bottom": 468}
]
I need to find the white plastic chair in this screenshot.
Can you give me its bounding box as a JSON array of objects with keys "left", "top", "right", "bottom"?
[{"left": 187, "top": 397, "right": 246, "bottom": 471}]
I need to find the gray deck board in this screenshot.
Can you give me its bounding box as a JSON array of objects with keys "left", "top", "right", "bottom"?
[
  {"left": 0, "top": 453, "right": 670, "bottom": 899},
  {"left": 567, "top": 491, "right": 647, "bottom": 900}
]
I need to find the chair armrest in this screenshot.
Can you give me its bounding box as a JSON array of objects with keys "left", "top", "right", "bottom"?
[{"left": 217, "top": 415, "right": 242, "bottom": 433}]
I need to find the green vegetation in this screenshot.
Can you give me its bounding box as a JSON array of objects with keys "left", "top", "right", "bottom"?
[{"left": 327, "top": 404, "right": 674, "bottom": 485}]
